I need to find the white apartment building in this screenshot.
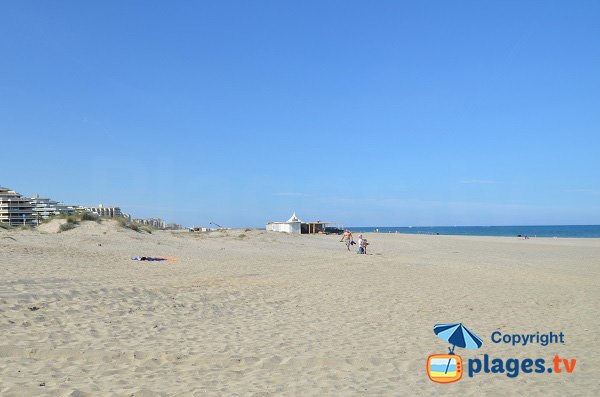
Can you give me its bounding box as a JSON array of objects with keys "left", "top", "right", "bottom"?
[
  {"left": 85, "top": 204, "right": 123, "bottom": 218},
  {"left": 133, "top": 218, "right": 167, "bottom": 229},
  {"left": 30, "top": 194, "right": 75, "bottom": 222},
  {"left": 0, "top": 187, "right": 36, "bottom": 226}
]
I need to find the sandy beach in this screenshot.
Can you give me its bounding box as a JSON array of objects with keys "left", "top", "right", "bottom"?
[{"left": 1, "top": 220, "right": 599, "bottom": 396}]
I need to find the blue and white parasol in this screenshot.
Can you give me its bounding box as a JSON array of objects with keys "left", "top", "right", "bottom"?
[
  {"left": 433, "top": 323, "right": 483, "bottom": 354},
  {"left": 433, "top": 323, "right": 483, "bottom": 375}
]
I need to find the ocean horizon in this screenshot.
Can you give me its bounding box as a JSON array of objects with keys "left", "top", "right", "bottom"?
[{"left": 349, "top": 225, "right": 600, "bottom": 238}]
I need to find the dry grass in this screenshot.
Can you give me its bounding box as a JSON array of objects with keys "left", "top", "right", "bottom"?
[{"left": 59, "top": 223, "right": 77, "bottom": 232}]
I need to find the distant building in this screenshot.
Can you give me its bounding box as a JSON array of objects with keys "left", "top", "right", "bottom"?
[
  {"left": 190, "top": 226, "right": 210, "bottom": 232},
  {"left": 30, "top": 194, "right": 75, "bottom": 223},
  {"left": 266, "top": 212, "right": 303, "bottom": 234},
  {"left": 0, "top": 187, "right": 35, "bottom": 226},
  {"left": 132, "top": 218, "right": 167, "bottom": 229},
  {"left": 85, "top": 204, "right": 123, "bottom": 218},
  {"left": 266, "top": 212, "right": 337, "bottom": 234}
]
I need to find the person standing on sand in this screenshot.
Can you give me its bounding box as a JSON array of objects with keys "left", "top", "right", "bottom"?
[
  {"left": 340, "top": 229, "right": 353, "bottom": 251},
  {"left": 360, "top": 238, "right": 369, "bottom": 254},
  {"left": 357, "top": 234, "right": 364, "bottom": 254}
]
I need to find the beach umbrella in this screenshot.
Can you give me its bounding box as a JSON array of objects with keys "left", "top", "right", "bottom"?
[
  {"left": 433, "top": 323, "right": 483, "bottom": 353},
  {"left": 433, "top": 323, "right": 482, "bottom": 374}
]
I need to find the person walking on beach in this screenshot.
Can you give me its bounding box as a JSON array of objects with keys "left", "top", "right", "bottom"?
[{"left": 340, "top": 229, "right": 353, "bottom": 251}]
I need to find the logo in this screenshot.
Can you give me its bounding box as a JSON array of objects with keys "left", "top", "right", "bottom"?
[
  {"left": 426, "top": 323, "right": 577, "bottom": 382},
  {"left": 426, "top": 323, "right": 482, "bottom": 383}
]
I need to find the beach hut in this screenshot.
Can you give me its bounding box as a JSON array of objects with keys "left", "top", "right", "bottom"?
[
  {"left": 266, "top": 212, "right": 302, "bottom": 234},
  {"left": 266, "top": 213, "right": 342, "bottom": 234}
]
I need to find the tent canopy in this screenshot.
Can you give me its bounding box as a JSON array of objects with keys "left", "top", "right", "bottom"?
[{"left": 287, "top": 212, "right": 302, "bottom": 223}]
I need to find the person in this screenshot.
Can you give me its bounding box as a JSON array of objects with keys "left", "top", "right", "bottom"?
[
  {"left": 340, "top": 229, "right": 353, "bottom": 251},
  {"left": 359, "top": 238, "right": 369, "bottom": 254},
  {"left": 357, "top": 234, "right": 364, "bottom": 254}
]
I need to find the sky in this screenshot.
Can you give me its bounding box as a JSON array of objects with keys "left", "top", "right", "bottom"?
[{"left": 1, "top": 1, "right": 599, "bottom": 227}]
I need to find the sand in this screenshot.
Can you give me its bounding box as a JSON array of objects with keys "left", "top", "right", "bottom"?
[{"left": 1, "top": 220, "right": 599, "bottom": 396}]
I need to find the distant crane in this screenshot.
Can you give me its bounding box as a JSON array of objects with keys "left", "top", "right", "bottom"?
[{"left": 210, "top": 222, "right": 223, "bottom": 229}]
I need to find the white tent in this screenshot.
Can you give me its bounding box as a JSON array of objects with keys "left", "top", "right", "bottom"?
[
  {"left": 287, "top": 212, "right": 302, "bottom": 223},
  {"left": 266, "top": 212, "right": 302, "bottom": 234}
]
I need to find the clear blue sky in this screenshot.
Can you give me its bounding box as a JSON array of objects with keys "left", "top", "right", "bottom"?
[{"left": 1, "top": 1, "right": 599, "bottom": 227}]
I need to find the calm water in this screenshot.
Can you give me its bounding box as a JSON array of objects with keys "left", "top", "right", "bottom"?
[{"left": 349, "top": 225, "right": 600, "bottom": 238}]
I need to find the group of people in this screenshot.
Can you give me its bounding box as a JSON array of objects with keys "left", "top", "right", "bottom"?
[{"left": 339, "top": 229, "right": 369, "bottom": 254}]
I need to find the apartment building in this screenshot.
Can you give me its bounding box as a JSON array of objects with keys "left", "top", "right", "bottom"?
[
  {"left": 85, "top": 204, "right": 123, "bottom": 218},
  {"left": 0, "top": 187, "right": 36, "bottom": 226},
  {"left": 30, "top": 194, "right": 75, "bottom": 222},
  {"left": 133, "top": 218, "right": 167, "bottom": 229}
]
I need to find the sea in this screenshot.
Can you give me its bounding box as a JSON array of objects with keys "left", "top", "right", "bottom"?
[{"left": 349, "top": 225, "right": 600, "bottom": 238}]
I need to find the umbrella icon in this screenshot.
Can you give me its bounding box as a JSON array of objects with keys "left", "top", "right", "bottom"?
[
  {"left": 434, "top": 323, "right": 483, "bottom": 353},
  {"left": 433, "top": 323, "right": 483, "bottom": 374}
]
